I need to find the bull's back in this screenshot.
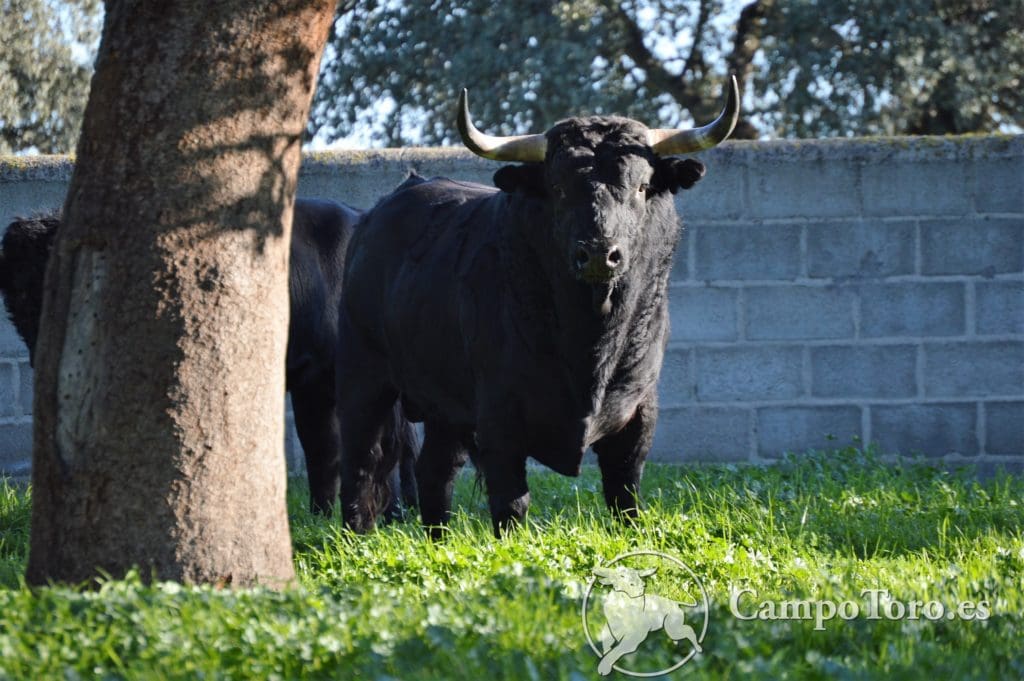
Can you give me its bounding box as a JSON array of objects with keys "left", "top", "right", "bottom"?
[{"left": 342, "top": 178, "right": 502, "bottom": 421}]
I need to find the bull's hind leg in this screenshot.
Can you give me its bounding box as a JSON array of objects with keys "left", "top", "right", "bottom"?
[
  {"left": 593, "top": 393, "right": 657, "bottom": 520},
  {"left": 336, "top": 316, "right": 399, "bottom": 533},
  {"left": 415, "top": 420, "right": 468, "bottom": 539},
  {"left": 290, "top": 377, "right": 341, "bottom": 515},
  {"left": 664, "top": 615, "right": 702, "bottom": 653},
  {"left": 337, "top": 387, "right": 399, "bottom": 533}
]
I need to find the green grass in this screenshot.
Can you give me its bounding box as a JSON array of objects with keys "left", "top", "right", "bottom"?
[{"left": 1, "top": 447, "right": 1022, "bottom": 679}]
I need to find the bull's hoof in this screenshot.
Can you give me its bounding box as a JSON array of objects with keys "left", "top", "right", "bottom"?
[
  {"left": 423, "top": 523, "right": 449, "bottom": 541},
  {"left": 342, "top": 508, "right": 377, "bottom": 534}
]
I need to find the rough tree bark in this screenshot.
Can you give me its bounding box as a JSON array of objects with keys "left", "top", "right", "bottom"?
[{"left": 25, "top": 0, "right": 336, "bottom": 587}]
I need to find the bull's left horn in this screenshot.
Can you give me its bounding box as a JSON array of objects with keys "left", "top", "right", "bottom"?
[
  {"left": 646, "top": 75, "right": 740, "bottom": 155},
  {"left": 457, "top": 89, "right": 547, "bottom": 162}
]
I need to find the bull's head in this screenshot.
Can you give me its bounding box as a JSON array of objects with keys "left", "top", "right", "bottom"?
[
  {"left": 457, "top": 78, "right": 738, "bottom": 314},
  {"left": 593, "top": 566, "right": 658, "bottom": 598}
]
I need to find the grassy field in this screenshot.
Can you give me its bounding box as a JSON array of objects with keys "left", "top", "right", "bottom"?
[{"left": 1, "top": 447, "right": 1022, "bottom": 679}]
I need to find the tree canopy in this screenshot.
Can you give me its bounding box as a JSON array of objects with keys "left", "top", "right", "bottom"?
[
  {"left": 311, "top": 0, "right": 1023, "bottom": 145},
  {"left": 757, "top": 0, "right": 1024, "bottom": 137},
  {"left": 3, "top": 0, "right": 1022, "bottom": 153},
  {"left": 0, "top": 0, "right": 100, "bottom": 154}
]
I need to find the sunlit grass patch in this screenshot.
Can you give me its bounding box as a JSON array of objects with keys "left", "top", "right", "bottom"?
[{"left": 1, "top": 447, "right": 1022, "bottom": 679}]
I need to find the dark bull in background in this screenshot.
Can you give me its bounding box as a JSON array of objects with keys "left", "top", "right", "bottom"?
[
  {"left": 336, "top": 77, "right": 739, "bottom": 536},
  {"left": 0, "top": 202, "right": 418, "bottom": 518}
]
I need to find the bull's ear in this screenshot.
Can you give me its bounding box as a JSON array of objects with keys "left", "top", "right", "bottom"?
[
  {"left": 493, "top": 164, "right": 547, "bottom": 197},
  {"left": 652, "top": 157, "right": 706, "bottom": 195}
]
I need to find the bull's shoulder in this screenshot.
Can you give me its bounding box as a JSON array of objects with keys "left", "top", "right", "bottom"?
[
  {"left": 294, "top": 198, "right": 361, "bottom": 238},
  {"left": 293, "top": 198, "right": 360, "bottom": 261}
]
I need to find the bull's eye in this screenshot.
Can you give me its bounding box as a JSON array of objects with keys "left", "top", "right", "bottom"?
[
  {"left": 551, "top": 183, "right": 565, "bottom": 198},
  {"left": 638, "top": 183, "right": 649, "bottom": 195}
]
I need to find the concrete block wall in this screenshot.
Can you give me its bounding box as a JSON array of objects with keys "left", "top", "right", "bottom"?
[
  {"left": 649, "top": 136, "right": 1024, "bottom": 470},
  {"left": 1, "top": 136, "right": 1021, "bottom": 478}
]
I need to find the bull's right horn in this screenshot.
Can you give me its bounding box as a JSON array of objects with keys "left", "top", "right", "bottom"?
[
  {"left": 646, "top": 75, "right": 740, "bottom": 155},
  {"left": 457, "top": 89, "right": 547, "bottom": 163}
]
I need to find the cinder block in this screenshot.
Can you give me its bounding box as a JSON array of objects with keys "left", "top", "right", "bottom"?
[
  {"left": 745, "top": 286, "right": 855, "bottom": 340},
  {"left": 670, "top": 234, "right": 689, "bottom": 282},
  {"left": 871, "top": 403, "right": 977, "bottom": 457},
  {"left": 862, "top": 161, "right": 972, "bottom": 217},
  {"left": 18, "top": 362, "right": 32, "bottom": 415},
  {"left": 680, "top": 163, "right": 745, "bottom": 221},
  {"left": 757, "top": 405, "right": 862, "bottom": 458},
  {"left": 971, "top": 460, "right": 1024, "bottom": 480},
  {"left": 0, "top": 181, "right": 68, "bottom": 220},
  {"left": 668, "top": 286, "right": 738, "bottom": 342},
  {"left": 806, "top": 219, "right": 915, "bottom": 279},
  {"left": 0, "top": 421, "right": 32, "bottom": 477},
  {"left": 649, "top": 406, "right": 752, "bottom": 463},
  {"left": 0, "top": 363, "right": 16, "bottom": 417},
  {"left": 657, "top": 348, "right": 693, "bottom": 406},
  {"left": 0, "top": 316, "right": 25, "bottom": 357},
  {"left": 694, "top": 223, "right": 801, "bottom": 280},
  {"left": 921, "top": 217, "right": 1024, "bottom": 276},
  {"left": 976, "top": 281, "right": 1024, "bottom": 335},
  {"left": 859, "top": 282, "right": 965, "bottom": 338},
  {"left": 695, "top": 345, "right": 803, "bottom": 402},
  {"left": 971, "top": 157, "right": 1024, "bottom": 214},
  {"left": 749, "top": 159, "right": 860, "bottom": 219},
  {"left": 924, "top": 341, "right": 1024, "bottom": 398},
  {"left": 985, "top": 402, "right": 1024, "bottom": 456},
  {"left": 298, "top": 151, "right": 493, "bottom": 210},
  {"left": 811, "top": 344, "right": 917, "bottom": 398}
]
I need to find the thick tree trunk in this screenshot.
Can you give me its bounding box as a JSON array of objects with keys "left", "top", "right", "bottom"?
[{"left": 26, "top": 0, "right": 335, "bottom": 587}]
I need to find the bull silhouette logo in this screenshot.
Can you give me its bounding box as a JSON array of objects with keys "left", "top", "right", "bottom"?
[{"left": 582, "top": 551, "right": 709, "bottom": 676}]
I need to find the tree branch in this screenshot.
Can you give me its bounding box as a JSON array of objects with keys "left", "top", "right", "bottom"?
[
  {"left": 607, "top": 5, "right": 707, "bottom": 120},
  {"left": 680, "top": 0, "right": 712, "bottom": 82},
  {"left": 725, "top": 0, "right": 776, "bottom": 138}
]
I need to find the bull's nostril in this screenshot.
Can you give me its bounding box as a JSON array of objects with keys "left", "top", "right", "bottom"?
[
  {"left": 607, "top": 247, "right": 623, "bottom": 268},
  {"left": 574, "top": 247, "right": 590, "bottom": 269}
]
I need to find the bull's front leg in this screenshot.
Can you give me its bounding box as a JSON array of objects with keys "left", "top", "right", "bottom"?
[
  {"left": 593, "top": 393, "right": 657, "bottom": 520},
  {"left": 477, "top": 450, "right": 530, "bottom": 537},
  {"left": 416, "top": 420, "right": 469, "bottom": 539},
  {"left": 597, "top": 629, "right": 648, "bottom": 676}
]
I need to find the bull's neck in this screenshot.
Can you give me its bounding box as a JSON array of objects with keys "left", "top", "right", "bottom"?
[{"left": 500, "top": 197, "right": 676, "bottom": 406}]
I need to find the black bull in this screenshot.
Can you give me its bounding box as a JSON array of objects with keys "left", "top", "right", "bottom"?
[
  {"left": 0, "top": 200, "right": 417, "bottom": 517},
  {"left": 337, "top": 82, "right": 738, "bottom": 536}
]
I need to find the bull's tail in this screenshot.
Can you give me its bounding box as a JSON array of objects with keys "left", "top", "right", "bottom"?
[{"left": 379, "top": 402, "right": 419, "bottom": 520}]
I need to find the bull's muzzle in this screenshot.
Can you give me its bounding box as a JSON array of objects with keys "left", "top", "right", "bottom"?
[{"left": 574, "top": 242, "right": 625, "bottom": 284}]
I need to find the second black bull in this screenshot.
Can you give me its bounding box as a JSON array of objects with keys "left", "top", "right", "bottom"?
[
  {"left": 0, "top": 199, "right": 417, "bottom": 517},
  {"left": 337, "top": 79, "right": 739, "bottom": 536}
]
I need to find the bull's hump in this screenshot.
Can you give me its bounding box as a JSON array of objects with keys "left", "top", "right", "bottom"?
[{"left": 413, "top": 177, "right": 498, "bottom": 204}]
